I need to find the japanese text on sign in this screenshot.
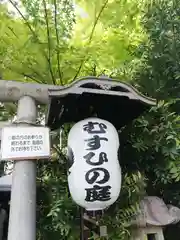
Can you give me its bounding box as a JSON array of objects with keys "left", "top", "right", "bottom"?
[
  {"left": 10, "top": 134, "right": 43, "bottom": 152},
  {"left": 1, "top": 127, "right": 50, "bottom": 160}
]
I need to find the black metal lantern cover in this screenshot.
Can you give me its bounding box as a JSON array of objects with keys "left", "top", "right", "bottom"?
[{"left": 46, "top": 76, "right": 156, "bottom": 130}]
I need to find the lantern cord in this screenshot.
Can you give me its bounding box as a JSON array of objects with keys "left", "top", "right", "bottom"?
[{"left": 80, "top": 207, "right": 84, "bottom": 240}]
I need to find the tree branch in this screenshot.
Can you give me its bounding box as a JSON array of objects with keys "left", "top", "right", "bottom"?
[
  {"left": 8, "top": 0, "right": 56, "bottom": 84},
  {"left": 73, "top": 0, "right": 109, "bottom": 80},
  {"left": 5, "top": 61, "right": 47, "bottom": 84},
  {"left": 54, "top": 0, "right": 63, "bottom": 85},
  {"left": 21, "top": 73, "right": 41, "bottom": 82},
  {"left": 8, "top": 0, "right": 41, "bottom": 44},
  {"left": 42, "top": 0, "right": 56, "bottom": 85},
  {"left": 4, "top": 28, "right": 47, "bottom": 82},
  {"left": 7, "top": 26, "right": 18, "bottom": 38}
]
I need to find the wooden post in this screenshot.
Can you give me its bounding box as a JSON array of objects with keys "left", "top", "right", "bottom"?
[{"left": 80, "top": 207, "right": 84, "bottom": 240}]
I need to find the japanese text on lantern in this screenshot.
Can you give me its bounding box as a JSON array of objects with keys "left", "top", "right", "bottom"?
[{"left": 83, "top": 121, "right": 111, "bottom": 202}]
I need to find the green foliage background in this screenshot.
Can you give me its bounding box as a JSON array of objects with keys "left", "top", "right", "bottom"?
[{"left": 0, "top": 0, "right": 179, "bottom": 239}]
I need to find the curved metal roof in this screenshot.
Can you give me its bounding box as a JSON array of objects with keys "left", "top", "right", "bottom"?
[{"left": 46, "top": 76, "right": 156, "bottom": 130}]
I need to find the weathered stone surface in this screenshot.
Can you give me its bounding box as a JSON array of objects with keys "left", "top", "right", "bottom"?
[{"left": 133, "top": 196, "right": 180, "bottom": 227}]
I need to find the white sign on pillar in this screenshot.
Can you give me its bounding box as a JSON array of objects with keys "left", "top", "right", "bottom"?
[
  {"left": 1, "top": 126, "right": 50, "bottom": 160},
  {"left": 67, "top": 117, "right": 121, "bottom": 211}
]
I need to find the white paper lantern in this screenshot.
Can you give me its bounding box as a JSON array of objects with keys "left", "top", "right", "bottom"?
[{"left": 67, "top": 117, "right": 121, "bottom": 211}]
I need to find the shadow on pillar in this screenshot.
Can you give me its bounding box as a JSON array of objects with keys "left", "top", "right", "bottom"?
[
  {"left": 0, "top": 174, "right": 12, "bottom": 240},
  {"left": 0, "top": 191, "right": 10, "bottom": 240}
]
